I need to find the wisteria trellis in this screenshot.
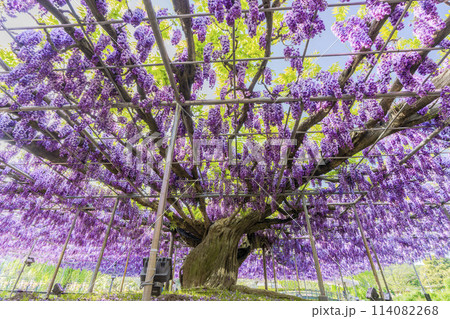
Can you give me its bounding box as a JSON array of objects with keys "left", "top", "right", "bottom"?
[{"left": 0, "top": 0, "right": 449, "bottom": 293}]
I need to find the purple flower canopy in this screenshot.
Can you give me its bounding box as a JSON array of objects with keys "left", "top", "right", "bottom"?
[{"left": 0, "top": 0, "right": 449, "bottom": 283}]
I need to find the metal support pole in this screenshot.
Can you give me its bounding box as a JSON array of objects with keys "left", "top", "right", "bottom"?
[
  {"left": 108, "top": 276, "right": 114, "bottom": 294},
  {"left": 108, "top": 262, "right": 117, "bottom": 295},
  {"left": 10, "top": 240, "right": 36, "bottom": 298},
  {"left": 58, "top": 266, "right": 68, "bottom": 290},
  {"left": 88, "top": 199, "right": 120, "bottom": 293},
  {"left": 272, "top": 253, "right": 278, "bottom": 292},
  {"left": 353, "top": 206, "right": 384, "bottom": 299},
  {"left": 302, "top": 196, "right": 328, "bottom": 300},
  {"left": 351, "top": 275, "right": 358, "bottom": 299},
  {"left": 412, "top": 264, "right": 432, "bottom": 301},
  {"left": 337, "top": 264, "right": 348, "bottom": 300},
  {"left": 294, "top": 252, "right": 302, "bottom": 295},
  {"left": 142, "top": 104, "right": 181, "bottom": 301},
  {"left": 262, "top": 246, "right": 268, "bottom": 290},
  {"left": 45, "top": 210, "right": 79, "bottom": 299},
  {"left": 119, "top": 245, "right": 132, "bottom": 293},
  {"left": 143, "top": 0, "right": 180, "bottom": 102},
  {"left": 170, "top": 245, "right": 177, "bottom": 292},
  {"left": 0, "top": 261, "right": 5, "bottom": 288},
  {"left": 335, "top": 279, "right": 341, "bottom": 300},
  {"left": 165, "top": 232, "right": 175, "bottom": 291},
  {"left": 369, "top": 240, "right": 391, "bottom": 300},
  {"left": 363, "top": 278, "right": 370, "bottom": 288},
  {"left": 390, "top": 267, "right": 399, "bottom": 287}
]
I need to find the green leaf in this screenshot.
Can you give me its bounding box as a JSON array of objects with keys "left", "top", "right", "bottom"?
[
  {"left": 0, "top": 49, "right": 19, "bottom": 67},
  {"left": 332, "top": 6, "right": 349, "bottom": 22}
]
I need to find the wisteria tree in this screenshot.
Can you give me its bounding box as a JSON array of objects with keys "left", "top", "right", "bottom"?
[{"left": 0, "top": 0, "right": 449, "bottom": 292}]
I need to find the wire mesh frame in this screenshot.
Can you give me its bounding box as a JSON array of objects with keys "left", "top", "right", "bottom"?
[
  {"left": 0, "top": 201, "right": 447, "bottom": 209},
  {"left": 0, "top": 0, "right": 440, "bottom": 190},
  {"left": 0, "top": 0, "right": 413, "bottom": 31},
  {"left": 0, "top": 0, "right": 448, "bottom": 204},
  {"left": 4, "top": 4, "right": 155, "bottom": 202},
  {"left": 0, "top": 90, "right": 445, "bottom": 113},
  {"left": 0, "top": 45, "right": 444, "bottom": 76},
  {"left": 0, "top": 125, "right": 436, "bottom": 142},
  {"left": 63, "top": 1, "right": 151, "bottom": 200},
  {"left": 0, "top": 57, "right": 446, "bottom": 200},
  {"left": 0, "top": 24, "right": 129, "bottom": 197},
  {"left": 0, "top": 0, "right": 446, "bottom": 132},
  {"left": 1, "top": 104, "right": 446, "bottom": 191},
  {"left": 0, "top": 1, "right": 200, "bottom": 240},
  {"left": 1, "top": 148, "right": 449, "bottom": 168}
]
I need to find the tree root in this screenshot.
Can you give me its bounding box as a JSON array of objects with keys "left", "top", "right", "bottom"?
[{"left": 230, "top": 285, "right": 305, "bottom": 301}]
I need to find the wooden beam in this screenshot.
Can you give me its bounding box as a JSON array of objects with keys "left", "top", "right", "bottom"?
[{"left": 441, "top": 204, "right": 450, "bottom": 221}]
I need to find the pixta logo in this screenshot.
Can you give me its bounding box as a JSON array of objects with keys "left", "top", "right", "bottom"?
[
  {"left": 193, "top": 138, "right": 325, "bottom": 166},
  {"left": 125, "top": 131, "right": 168, "bottom": 170},
  {"left": 125, "top": 133, "right": 326, "bottom": 169}
]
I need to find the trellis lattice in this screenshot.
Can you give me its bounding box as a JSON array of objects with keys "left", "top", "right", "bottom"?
[{"left": 0, "top": 0, "right": 449, "bottom": 300}]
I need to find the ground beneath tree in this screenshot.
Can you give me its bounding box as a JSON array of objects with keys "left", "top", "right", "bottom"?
[
  {"left": 8, "top": 292, "right": 42, "bottom": 301},
  {"left": 155, "top": 294, "right": 193, "bottom": 301},
  {"left": 2, "top": 286, "right": 305, "bottom": 301}
]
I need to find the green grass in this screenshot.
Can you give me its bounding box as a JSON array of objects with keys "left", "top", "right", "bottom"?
[
  {"left": 2, "top": 289, "right": 291, "bottom": 301},
  {"left": 2, "top": 257, "right": 448, "bottom": 301},
  {"left": 393, "top": 290, "right": 450, "bottom": 301}
]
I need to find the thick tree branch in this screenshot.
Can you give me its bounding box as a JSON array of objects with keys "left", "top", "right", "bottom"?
[
  {"left": 228, "top": 0, "right": 279, "bottom": 140},
  {"left": 37, "top": 0, "right": 211, "bottom": 223},
  {"left": 287, "top": 5, "right": 398, "bottom": 170},
  {"left": 377, "top": 16, "right": 450, "bottom": 117}
]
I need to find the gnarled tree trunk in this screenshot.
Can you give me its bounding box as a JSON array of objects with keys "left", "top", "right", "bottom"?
[
  {"left": 180, "top": 211, "right": 270, "bottom": 289},
  {"left": 181, "top": 219, "right": 244, "bottom": 288}
]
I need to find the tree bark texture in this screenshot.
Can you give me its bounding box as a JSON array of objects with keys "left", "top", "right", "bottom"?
[{"left": 182, "top": 219, "right": 244, "bottom": 288}]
